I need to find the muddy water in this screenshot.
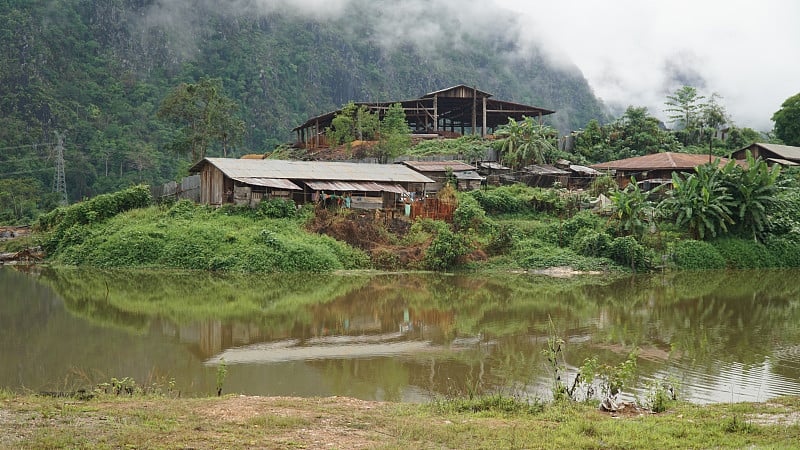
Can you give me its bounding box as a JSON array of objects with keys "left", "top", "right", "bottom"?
[{"left": 1, "top": 266, "right": 799, "bottom": 403}]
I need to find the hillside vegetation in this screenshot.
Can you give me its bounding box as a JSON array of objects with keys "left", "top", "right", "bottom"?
[{"left": 0, "top": 0, "right": 607, "bottom": 216}]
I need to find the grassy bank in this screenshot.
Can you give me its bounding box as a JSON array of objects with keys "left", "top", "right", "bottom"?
[
  {"left": 9, "top": 181, "right": 800, "bottom": 273},
  {"left": 2, "top": 392, "right": 798, "bottom": 449}
]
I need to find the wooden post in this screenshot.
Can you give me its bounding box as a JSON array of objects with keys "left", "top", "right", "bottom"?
[
  {"left": 315, "top": 119, "right": 320, "bottom": 149},
  {"left": 433, "top": 95, "right": 438, "bottom": 131},
  {"left": 472, "top": 86, "right": 477, "bottom": 135},
  {"left": 482, "top": 97, "right": 487, "bottom": 137}
]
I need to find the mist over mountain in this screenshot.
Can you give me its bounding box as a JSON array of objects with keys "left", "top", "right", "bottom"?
[{"left": 0, "top": 0, "right": 608, "bottom": 200}]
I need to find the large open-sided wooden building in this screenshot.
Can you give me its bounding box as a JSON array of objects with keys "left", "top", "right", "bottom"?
[{"left": 293, "top": 85, "right": 555, "bottom": 149}]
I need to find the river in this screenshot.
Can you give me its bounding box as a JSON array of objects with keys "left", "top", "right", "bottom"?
[{"left": 1, "top": 266, "right": 799, "bottom": 404}]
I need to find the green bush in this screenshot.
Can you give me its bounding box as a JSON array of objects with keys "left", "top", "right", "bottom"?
[
  {"left": 712, "top": 238, "right": 777, "bottom": 269},
  {"left": 37, "top": 185, "right": 152, "bottom": 231},
  {"left": 608, "top": 236, "right": 651, "bottom": 271},
  {"left": 589, "top": 175, "right": 617, "bottom": 197},
  {"left": 470, "top": 188, "right": 527, "bottom": 215},
  {"left": 453, "top": 194, "right": 488, "bottom": 232},
  {"left": 561, "top": 211, "right": 605, "bottom": 247},
  {"left": 485, "top": 223, "right": 518, "bottom": 256},
  {"left": 512, "top": 243, "right": 614, "bottom": 271},
  {"left": 671, "top": 240, "right": 726, "bottom": 270},
  {"left": 167, "top": 199, "right": 198, "bottom": 219},
  {"left": 38, "top": 185, "right": 153, "bottom": 252},
  {"left": 764, "top": 236, "right": 800, "bottom": 268},
  {"left": 571, "top": 229, "right": 612, "bottom": 257},
  {"left": 424, "top": 227, "right": 472, "bottom": 271},
  {"left": 257, "top": 198, "right": 297, "bottom": 219}
]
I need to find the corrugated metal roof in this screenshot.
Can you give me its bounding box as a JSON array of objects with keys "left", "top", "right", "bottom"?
[
  {"left": 190, "top": 158, "right": 434, "bottom": 184},
  {"left": 231, "top": 177, "right": 302, "bottom": 190},
  {"left": 767, "top": 158, "right": 800, "bottom": 166},
  {"left": 523, "top": 164, "right": 569, "bottom": 175},
  {"left": 422, "top": 84, "right": 494, "bottom": 99},
  {"left": 591, "top": 152, "right": 736, "bottom": 171},
  {"left": 453, "top": 170, "right": 485, "bottom": 181},
  {"left": 479, "top": 162, "right": 510, "bottom": 170},
  {"left": 752, "top": 143, "right": 800, "bottom": 160},
  {"left": 305, "top": 181, "right": 407, "bottom": 194},
  {"left": 569, "top": 165, "right": 602, "bottom": 176},
  {"left": 401, "top": 160, "right": 476, "bottom": 172}
]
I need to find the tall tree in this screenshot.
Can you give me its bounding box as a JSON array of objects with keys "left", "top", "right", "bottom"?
[
  {"left": 664, "top": 86, "right": 705, "bottom": 145},
  {"left": 373, "top": 103, "right": 411, "bottom": 163},
  {"left": 699, "top": 92, "right": 729, "bottom": 158},
  {"left": 157, "top": 77, "right": 243, "bottom": 162},
  {"left": 497, "top": 117, "right": 558, "bottom": 169},
  {"left": 772, "top": 92, "right": 800, "bottom": 146}
]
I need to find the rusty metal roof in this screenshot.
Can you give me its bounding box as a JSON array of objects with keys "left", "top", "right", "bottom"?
[
  {"left": 305, "top": 181, "right": 407, "bottom": 194},
  {"left": 190, "top": 158, "right": 434, "bottom": 184},
  {"left": 591, "top": 152, "right": 737, "bottom": 171},
  {"left": 400, "top": 160, "right": 476, "bottom": 172}
]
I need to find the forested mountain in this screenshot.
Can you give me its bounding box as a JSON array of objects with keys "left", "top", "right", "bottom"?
[{"left": 0, "top": 0, "right": 608, "bottom": 217}]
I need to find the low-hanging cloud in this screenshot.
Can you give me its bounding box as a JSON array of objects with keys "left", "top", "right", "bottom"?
[
  {"left": 135, "top": 0, "right": 800, "bottom": 131},
  {"left": 497, "top": 0, "right": 800, "bottom": 131}
]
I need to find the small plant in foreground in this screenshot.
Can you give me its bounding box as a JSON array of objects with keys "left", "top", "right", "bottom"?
[
  {"left": 432, "top": 393, "right": 544, "bottom": 415},
  {"left": 216, "top": 359, "right": 228, "bottom": 396},
  {"left": 723, "top": 414, "right": 758, "bottom": 434},
  {"left": 643, "top": 378, "right": 678, "bottom": 413}
]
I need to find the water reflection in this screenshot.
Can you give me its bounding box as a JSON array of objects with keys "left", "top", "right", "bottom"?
[{"left": 1, "top": 267, "right": 799, "bottom": 403}]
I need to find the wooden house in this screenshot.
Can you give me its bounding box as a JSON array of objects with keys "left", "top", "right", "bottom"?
[
  {"left": 520, "top": 164, "right": 570, "bottom": 188},
  {"left": 292, "top": 85, "right": 555, "bottom": 149},
  {"left": 188, "top": 158, "right": 434, "bottom": 210},
  {"left": 478, "top": 161, "right": 511, "bottom": 186},
  {"left": 731, "top": 143, "right": 800, "bottom": 166},
  {"left": 399, "top": 160, "right": 483, "bottom": 192},
  {"left": 591, "top": 152, "right": 740, "bottom": 188}
]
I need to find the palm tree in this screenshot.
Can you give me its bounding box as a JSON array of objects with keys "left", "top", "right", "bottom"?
[{"left": 496, "top": 117, "right": 557, "bottom": 169}]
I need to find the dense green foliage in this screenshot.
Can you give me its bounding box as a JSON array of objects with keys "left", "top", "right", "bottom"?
[
  {"left": 43, "top": 200, "right": 369, "bottom": 272},
  {"left": 772, "top": 92, "right": 800, "bottom": 146},
  {"left": 0, "top": 0, "right": 607, "bottom": 218},
  {"left": 496, "top": 117, "right": 562, "bottom": 168}
]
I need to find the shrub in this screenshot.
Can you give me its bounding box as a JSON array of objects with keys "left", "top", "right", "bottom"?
[
  {"left": 589, "top": 175, "right": 617, "bottom": 197},
  {"left": 424, "top": 227, "right": 472, "bottom": 271},
  {"left": 37, "top": 185, "right": 152, "bottom": 231},
  {"left": 453, "top": 194, "right": 488, "bottom": 232},
  {"left": 257, "top": 198, "right": 297, "bottom": 219},
  {"left": 512, "top": 240, "right": 615, "bottom": 271},
  {"left": 167, "top": 199, "right": 197, "bottom": 219},
  {"left": 764, "top": 236, "right": 800, "bottom": 268},
  {"left": 38, "top": 185, "right": 153, "bottom": 252},
  {"left": 671, "top": 240, "right": 726, "bottom": 270},
  {"left": 561, "top": 211, "right": 605, "bottom": 247},
  {"left": 571, "top": 229, "right": 612, "bottom": 257},
  {"left": 712, "top": 237, "right": 777, "bottom": 269},
  {"left": 608, "top": 236, "right": 651, "bottom": 271},
  {"left": 485, "top": 223, "right": 518, "bottom": 256}
]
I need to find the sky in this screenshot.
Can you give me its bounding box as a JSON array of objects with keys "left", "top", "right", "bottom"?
[{"left": 496, "top": 0, "right": 800, "bottom": 131}]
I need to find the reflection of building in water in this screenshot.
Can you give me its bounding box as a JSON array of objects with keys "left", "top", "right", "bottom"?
[
  {"left": 159, "top": 294, "right": 458, "bottom": 360},
  {"left": 163, "top": 320, "right": 285, "bottom": 360}
]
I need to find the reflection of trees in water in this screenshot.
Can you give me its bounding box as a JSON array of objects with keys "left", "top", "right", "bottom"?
[{"left": 35, "top": 267, "right": 800, "bottom": 397}]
